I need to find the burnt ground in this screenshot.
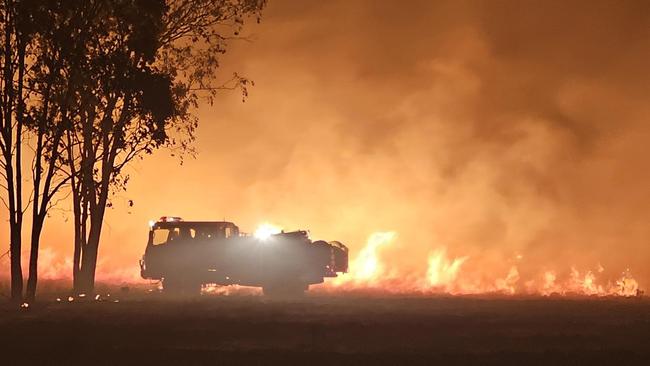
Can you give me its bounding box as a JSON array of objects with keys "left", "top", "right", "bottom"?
[{"left": 1, "top": 291, "right": 649, "bottom": 365}]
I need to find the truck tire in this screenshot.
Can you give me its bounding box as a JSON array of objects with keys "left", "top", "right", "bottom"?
[
  {"left": 263, "top": 281, "right": 308, "bottom": 298},
  {"left": 162, "top": 275, "right": 202, "bottom": 296}
]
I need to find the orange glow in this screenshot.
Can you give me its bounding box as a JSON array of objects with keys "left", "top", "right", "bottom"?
[{"left": 1, "top": 1, "right": 648, "bottom": 299}]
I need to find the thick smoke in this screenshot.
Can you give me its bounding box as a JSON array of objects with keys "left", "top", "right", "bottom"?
[{"left": 2, "top": 0, "right": 649, "bottom": 289}]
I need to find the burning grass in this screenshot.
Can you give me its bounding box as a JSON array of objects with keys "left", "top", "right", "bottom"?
[{"left": 322, "top": 231, "right": 643, "bottom": 298}]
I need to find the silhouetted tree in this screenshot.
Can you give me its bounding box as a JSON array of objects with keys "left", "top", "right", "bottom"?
[
  {"left": 0, "top": 0, "right": 26, "bottom": 302},
  {"left": 63, "top": 0, "right": 265, "bottom": 294},
  {"left": 0, "top": 0, "right": 85, "bottom": 301},
  {"left": 0, "top": 0, "right": 45, "bottom": 302},
  {"left": 22, "top": 0, "right": 91, "bottom": 301}
]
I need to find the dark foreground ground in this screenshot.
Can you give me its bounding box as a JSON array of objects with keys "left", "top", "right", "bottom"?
[{"left": 1, "top": 291, "right": 649, "bottom": 365}]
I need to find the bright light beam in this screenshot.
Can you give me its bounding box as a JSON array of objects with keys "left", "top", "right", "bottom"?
[{"left": 254, "top": 223, "right": 282, "bottom": 241}]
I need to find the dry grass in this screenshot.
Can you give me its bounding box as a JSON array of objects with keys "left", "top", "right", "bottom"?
[{"left": 1, "top": 288, "right": 649, "bottom": 365}]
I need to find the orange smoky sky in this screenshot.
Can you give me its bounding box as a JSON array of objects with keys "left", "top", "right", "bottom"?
[{"left": 2, "top": 0, "right": 650, "bottom": 288}]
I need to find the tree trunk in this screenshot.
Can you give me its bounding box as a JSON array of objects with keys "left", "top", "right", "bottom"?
[
  {"left": 72, "top": 226, "right": 82, "bottom": 292},
  {"left": 9, "top": 222, "right": 23, "bottom": 302},
  {"left": 26, "top": 216, "right": 45, "bottom": 301},
  {"left": 78, "top": 246, "right": 98, "bottom": 294},
  {"left": 5, "top": 158, "right": 23, "bottom": 302},
  {"left": 3, "top": 3, "right": 23, "bottom": 303},
  {"left": 73, "top": 125, "right": 114, "bottom": 294},
  {"left": 71, "top": 196, "right": 86, "bottom": 293},
  {"left": 76, "top": 210, "right": 105, "bottom": 294}
]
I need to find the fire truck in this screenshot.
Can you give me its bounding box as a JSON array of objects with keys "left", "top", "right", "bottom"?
[{"left": 140, "top": 217, "right": 348, "bottom": 296}]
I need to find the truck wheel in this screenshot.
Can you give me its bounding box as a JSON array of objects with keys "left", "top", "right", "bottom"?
[
  {"left": 163, "top": 276, "right": 202, "bottom": 296},
  {"left": 263, "top": 282, "right": 308, "bottom": 298}
]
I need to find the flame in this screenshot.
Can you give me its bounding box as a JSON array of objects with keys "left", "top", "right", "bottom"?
[
  {"left": 540, "top": 270, "right": 560, "bottom": 295},
  {"left": 425, "top": 248, "right": 467, "bottom": 292},
  {"left": 494, "top": 266, "right": 520, "bottom": 294},
  {"left": 202, "top": 284, "right": 262, "bottom": 296},
  {"left": 615, "top": 269, "right": 639, "bottom": 297},
  {"left": 332, "top": 231, "right": 396, "bottom": 287},
  {"left": 350, "top": 231, "right": 395, "bottom": 282},
  {"left": 323, "top": 231, "right": 642, "bottom": 297}
]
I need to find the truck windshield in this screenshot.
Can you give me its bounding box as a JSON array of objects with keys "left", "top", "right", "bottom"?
[{"left": 152, "top": 227, "right": 197, "bottom": 245}]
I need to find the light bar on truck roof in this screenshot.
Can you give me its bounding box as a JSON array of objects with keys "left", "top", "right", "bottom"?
[{"left": 159, "top": 216, "right": 183, "bottom": 222}]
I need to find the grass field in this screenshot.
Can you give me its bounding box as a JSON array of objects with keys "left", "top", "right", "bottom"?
[{"left": 1, "top": 290, "right": 649, "bottom": 365}]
